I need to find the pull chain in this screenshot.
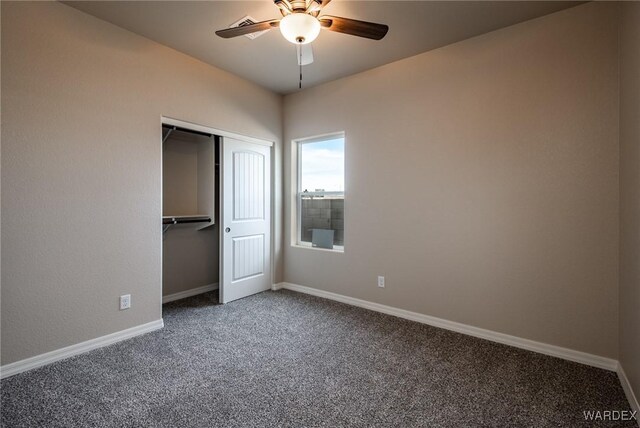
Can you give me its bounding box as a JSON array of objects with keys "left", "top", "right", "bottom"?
[{"left": 299, "top": 45, "right": 303, "bottom": 89}]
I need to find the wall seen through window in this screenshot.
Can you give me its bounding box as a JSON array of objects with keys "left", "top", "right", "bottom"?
[{"left": 298, "top": 135, "right": 345, "bottom": 249}]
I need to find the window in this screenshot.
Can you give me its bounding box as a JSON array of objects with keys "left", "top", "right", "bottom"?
[{"left": 296, "top": 134, "right": 345, "bottom": 251}]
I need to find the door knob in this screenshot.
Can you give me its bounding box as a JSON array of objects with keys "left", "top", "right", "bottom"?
[{"left": 225, "top": 227, "right": 231, "bottom": 233}]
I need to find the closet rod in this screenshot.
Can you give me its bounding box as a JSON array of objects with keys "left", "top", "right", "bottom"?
[
  {"left": 161, "top": 124, "right": 213, "bottom": 138},
  {"left": 162, "top": 216, "right": 211, "bottom": 225}
]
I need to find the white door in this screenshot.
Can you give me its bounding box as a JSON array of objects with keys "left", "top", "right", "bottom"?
[{"left": 220, "top": 137, "right": 271, "bottom": 304}]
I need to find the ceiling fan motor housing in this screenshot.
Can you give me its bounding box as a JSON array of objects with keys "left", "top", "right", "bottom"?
[{"left": 290, "top": 1, "right": 308, "bottom": 12}]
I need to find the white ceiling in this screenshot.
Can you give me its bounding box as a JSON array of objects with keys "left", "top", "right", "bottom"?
[{"left": 64, "top": 1, "right": 583, "bottom": 94}]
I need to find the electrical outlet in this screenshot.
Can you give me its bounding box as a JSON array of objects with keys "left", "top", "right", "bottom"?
[
  {"left": 119, "top": 294, "right": 131, "bottom": 310},
  {"left": 377, "top": 276, "right": 385, "bottom": 288}
]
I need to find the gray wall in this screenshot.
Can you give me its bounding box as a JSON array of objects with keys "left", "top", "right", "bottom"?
[
  {"left": 619, "top": 0, "right": 640, "bottom": 406},
  {"left": 1, "top": 1, "right": 282, "bottom": 365},
  {"left": 283, "top": 2, "right": 620, "bottom": 359}
]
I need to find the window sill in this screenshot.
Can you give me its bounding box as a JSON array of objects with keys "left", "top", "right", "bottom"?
[{"left": 292, "top": 243, "right": 344, "bottom": 253}]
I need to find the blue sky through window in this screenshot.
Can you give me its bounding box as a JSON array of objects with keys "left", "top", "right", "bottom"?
[{"left": 300, "top": 137, "right": 344, "bottom": 192}]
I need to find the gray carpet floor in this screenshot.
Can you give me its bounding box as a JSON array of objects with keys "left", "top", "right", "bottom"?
[{"left": 1, "top": 290, "right": 635, "bottom": 427}]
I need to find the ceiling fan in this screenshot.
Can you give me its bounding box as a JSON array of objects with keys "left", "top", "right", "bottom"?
[{"left": 215, "top": 0, "right": 388, "bottom": 80}]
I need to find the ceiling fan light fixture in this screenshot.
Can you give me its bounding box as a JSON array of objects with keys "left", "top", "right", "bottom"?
[{"left": 279, "top": 13, "right": 320, "bottom": 44}]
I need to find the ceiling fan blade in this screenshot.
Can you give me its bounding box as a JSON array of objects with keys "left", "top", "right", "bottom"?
[
  {"left": 296, "top": 44, "right": 314, "bottom": 66},
  {"left": 319, "top": 15, "right": 388, "bottom": 40},
  {"left": 215, "top": 19, "right": 280, "bottom": 39}
]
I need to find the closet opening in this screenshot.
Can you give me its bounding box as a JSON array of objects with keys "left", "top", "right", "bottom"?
[
  {"left": 162, "top": 124, "right": 220, "bottom": 306},
  {"left": 160, "top": 117, "right": 273, "bottom": 308}
]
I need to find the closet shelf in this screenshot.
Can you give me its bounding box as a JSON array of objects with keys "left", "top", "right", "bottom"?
[{"left": 162, "top": 215, "right": 211, "bottom": 225}]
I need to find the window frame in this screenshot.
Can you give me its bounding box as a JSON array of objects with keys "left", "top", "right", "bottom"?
[{"left": 294, "top": 132, "right": 345, "bottom": 252}]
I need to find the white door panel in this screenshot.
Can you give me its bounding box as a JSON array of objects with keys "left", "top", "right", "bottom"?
[
  {"left": 233, "top": 151, "right": 265, "bottom": 221},
  {"left": 232, "top": 234, "right": 264, "bottom": 281},
  {"left": 221, "top": 138, "right": 271, "bottom": 303}
]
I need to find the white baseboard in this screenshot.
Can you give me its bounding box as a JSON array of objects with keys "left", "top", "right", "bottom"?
[
  {"left": 162, "top": 283, "right": 218, "bottom": 304},
  {"left": 271, "top": 283, "right": 284, "bottom": 291},
  {"left": 618, "top": 363, "right": 640, "bottom": 423},
  {"left": 0, "top": 319, "right": 164, "bottom": 379},
  {"left": 275, "top": 282, "right": 618, "bottom": 372}
]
